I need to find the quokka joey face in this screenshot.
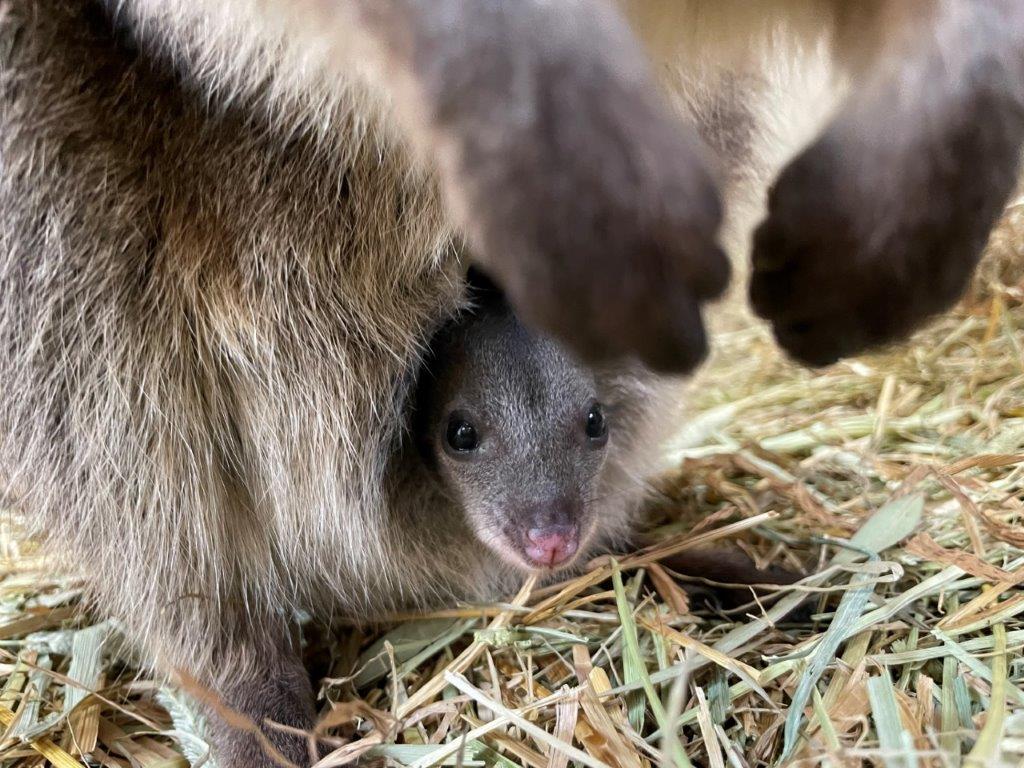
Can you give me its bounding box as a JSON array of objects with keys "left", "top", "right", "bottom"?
[{"left": 417, "top": 300, "right": 617, "bottom": 572}]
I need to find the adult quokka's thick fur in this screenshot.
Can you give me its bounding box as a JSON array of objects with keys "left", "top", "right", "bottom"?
[{"left": 3, "top": 1, "right": 1024, "bottom": 766}]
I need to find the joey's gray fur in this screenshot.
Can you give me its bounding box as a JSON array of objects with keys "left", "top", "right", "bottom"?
[
  {"left": 3, "top": 0, "right": 1024, "bottom": 765},
  {"left": 408, "top": 280, "right": 673, "bottom": 574}
]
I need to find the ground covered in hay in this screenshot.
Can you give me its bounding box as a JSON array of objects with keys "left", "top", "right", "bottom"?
[{"left": 1, "top": 230, "right": 1023, "bottom": 766}]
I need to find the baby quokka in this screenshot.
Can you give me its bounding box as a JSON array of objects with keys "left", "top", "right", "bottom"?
[
  {"left": 411, "top": 273, "right": 678, "bottom": 577},
  {"left": 406, "top": 272, "right": 796, "bottom": 603}
]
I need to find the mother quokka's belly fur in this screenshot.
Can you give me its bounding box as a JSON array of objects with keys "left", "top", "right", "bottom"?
[{"left": 0, "top": 0, "right": 474, "bottom": 665}]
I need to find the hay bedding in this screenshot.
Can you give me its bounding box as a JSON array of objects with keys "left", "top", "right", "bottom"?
[{"left": 1, "top": 219, "right": 1023, "bottom": 767}]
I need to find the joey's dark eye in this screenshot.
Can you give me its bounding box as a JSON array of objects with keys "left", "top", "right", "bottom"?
[
  {"left": 585, "top": 403, "right": 608, "bottom": 442},
  {"left": 445, "top": 417, "right": 479, "bottom": 453}
]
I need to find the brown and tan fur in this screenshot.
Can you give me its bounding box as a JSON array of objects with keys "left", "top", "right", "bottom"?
[{"left": 2, "top": 1, "right": 1023, "bottom": 765}]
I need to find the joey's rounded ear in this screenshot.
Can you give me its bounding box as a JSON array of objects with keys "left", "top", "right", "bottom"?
[{"left": 465, "top": 266, "right": 508, "bottom": 313}]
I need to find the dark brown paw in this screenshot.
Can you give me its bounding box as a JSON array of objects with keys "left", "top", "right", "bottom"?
[
  {"left": 750, "top": 68, "right": 1024, "bottom": 366},
  {"left": 474, "top": 101, "right": 728, "bottom": 372},
  {"left": 487, "top": 114, "right": 728, "bottom": 373},
  {"left": 202, "top": 640, "right": 319, "bottom": 768},
  {"left": 750, "top": 144, "right": 977, "bottom": 367},
  {"left": 661, "top": 547, "right": 804, "bottom": 611},
  {"left": 444, "top": 12, "right": 729, "bottom": 373},
  {"left": 662, "top": 547, "right": 801, "bottom": 588}
]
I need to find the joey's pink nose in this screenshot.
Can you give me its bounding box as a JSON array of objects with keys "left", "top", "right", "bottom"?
[{"left": 524, "top": 526, "right": 579, "bottom": 567}]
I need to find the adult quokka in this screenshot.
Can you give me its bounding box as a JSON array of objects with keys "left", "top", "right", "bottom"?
[{"left": 2, "top": 1, "right": 1022, "bottom": 765}]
